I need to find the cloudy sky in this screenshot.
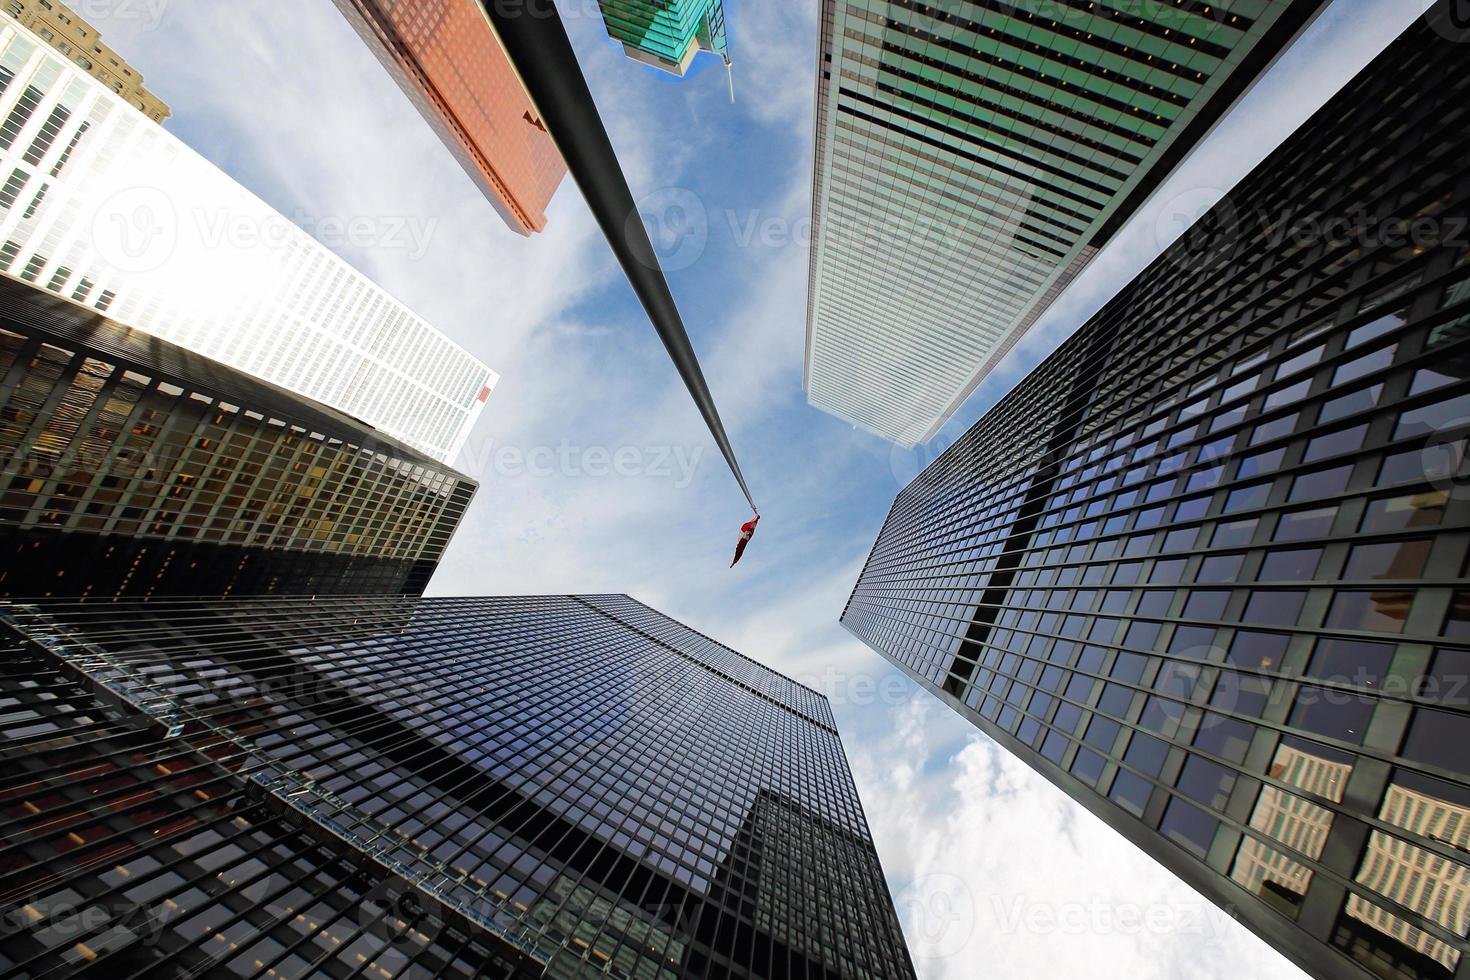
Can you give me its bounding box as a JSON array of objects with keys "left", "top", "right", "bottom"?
[{"left": 96, "top": 0, "right": 1424, "bottom": 975}]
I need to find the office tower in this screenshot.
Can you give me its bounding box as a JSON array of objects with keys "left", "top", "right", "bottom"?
[
  {"left": 843, "top": 9, "right": 1470, "bottom": 980},
  {"left": 0, "top": 593, "right": 916, "bottom": 979},
  {"left": 330, "top": 0, "right": 567, "bottom": 235},
  {"left": 805, "top": 0, "right": 1327, "bottom": 447},
  {"left": 0, "top": 17, "right": 496, "bottom": 463},
  {"left": 597, "top": 0, "right": 731, "bottom": 77},
  {"left": 0, "top": 277, "right": 475, "bottom": 599},
  {"left": 2, "top": 0, "right": 169, "bottom": 123}
]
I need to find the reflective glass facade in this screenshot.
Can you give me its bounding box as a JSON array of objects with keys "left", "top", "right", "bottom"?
[
  {"left": 597, "top": 0, "right": 731, "bottom": 76},
  {"left": 0, "top": 277, "right": 475, "bottom": 599},
  {"left": 805, "top": 0, "right": 1326, "bottom": 446},
  {"left": 844, "top": 12, "right": 1470, "bottom": 980},
  {"left": 330, "top": 0, "right": 567, "bottom": 235},
  {"left": 0, "top": 594, "right": 914, "bottom": 979},
  {"left": 0, "top": 19, "right": 496, "bottom": 463}
]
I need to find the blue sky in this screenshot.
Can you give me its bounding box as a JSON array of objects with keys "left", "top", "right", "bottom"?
[{"left": 97, "top": 1, "right": 1424, "bottom": 975}]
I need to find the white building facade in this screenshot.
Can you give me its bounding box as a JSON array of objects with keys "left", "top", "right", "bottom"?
[{"left": 0, "top": 19, "right": 495, "bottom": 463}]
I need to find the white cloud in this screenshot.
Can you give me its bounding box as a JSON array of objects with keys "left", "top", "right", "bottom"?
[{"left": 857, "top": 702, "right": 1311, "bottom": 980}]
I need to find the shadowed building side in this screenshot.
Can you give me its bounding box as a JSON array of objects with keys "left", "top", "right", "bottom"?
[{"left": 0, "top": 276, "right": 475, "bottom": 599}]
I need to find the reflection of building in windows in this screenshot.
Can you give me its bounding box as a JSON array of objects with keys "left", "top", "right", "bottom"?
[
  {"left": 1341, "top": 774, "right": 1470, "bottom": 977},
  {"left": 840, "top": 9, "right": 1470, "bottom": 977},
  {"left": 1231, "top": 740, "right": 1351, "bottom": 917}
]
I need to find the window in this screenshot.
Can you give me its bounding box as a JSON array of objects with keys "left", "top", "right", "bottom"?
[
  {"left": 1273, "top": 506, "right": 1337, "bottom": 541},
  {"left": 1400, "top": 708, "right": 1470, "bottom": 778},
  {"left": 1241, "top": 591, "right": 1306, "bottom": 627},
  {"left": 1228, "top": 631, "right": 1290, "bottom": 671},
  {"left": 1325, "top": 591, "right": 1412, "bottom": 633},
  {"left": 1289, "top": 686, "right": 1374, "bottom": 744},
  {"left": 1359, "top": 491, "right": 1447, "bottom": 534},
  {"left": 1344, "top": 539, "right": 1431, "bottom": 580},
  {"left": 1192, "top": 713, "right": 1252, "bottom": 764},
  {"left": 1160, "top": 797, "right": 1218, "bottom": 858},
  {"left": 1175, "top": 755, "right": 1235, "bottom": 810},
  {"left": 1288, "top": 464, "right": 1354, "bottom": 503},
  {"left": 1259, "top": 548, "right": 1321, "bottom": 581}
]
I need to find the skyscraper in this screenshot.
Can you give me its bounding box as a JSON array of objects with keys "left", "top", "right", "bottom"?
[
  {"left": 844, "top": 9, "right": 1470, "bottom": 979},
  {"left": 2, "top": 0, "right": 169, "bottom": 123},
  {"left": 0, "top": 16, "right": 496, "bottom": 463},
  {"left": 330, "top": 0, "right": 567, "bottom": 235},
  {"left": 805, "top": 0, "right": 1327, "bottom": 447},
  {"left": 0, "top": 593, "right": 916, "bottom": 979},
  {"left": 596, "top": 0, "right": 731, "bottom": 77},
  {"left": 0, "top": 276, "right": 475, "bottom": 599}
]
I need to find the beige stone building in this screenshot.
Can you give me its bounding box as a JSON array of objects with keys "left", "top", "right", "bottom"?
[{"left": 2, "top": 0, "right": 167, "bottom": 122}]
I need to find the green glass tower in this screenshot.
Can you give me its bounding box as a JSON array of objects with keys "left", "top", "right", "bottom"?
[
  {"left": 597, "top": 0, "right": 730, "bottom": 77},
  {"left": 806, "top": 0, "right": 1328, "bottom": 447}
]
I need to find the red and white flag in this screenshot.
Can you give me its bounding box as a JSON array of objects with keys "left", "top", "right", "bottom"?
[{"left": 730, "top": 514, "right": 760, "bottom": 567}]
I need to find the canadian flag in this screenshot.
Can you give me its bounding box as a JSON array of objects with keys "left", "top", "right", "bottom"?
[{"left": 730, "top": 514, "right": 760, "bottom": 568}]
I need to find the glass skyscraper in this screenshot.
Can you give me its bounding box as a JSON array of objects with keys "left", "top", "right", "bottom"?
[
  {"left": 0, "top": 276, "right": 475, "bottom": 600},
  {"left": 0, "top": 593, "right": 915, "bottom": 979},
  {"left": 805, "top": 0, "right": 1326, "bottom": 447},
  {"left": 596, "top": 0, "right": 731, "bottom": 77},
  {"left": 844, "top": 9, "right": 1470, "bottom": 979},
  {"left": 0, "top": 17, "right": 496, "bottom": 463},
  {"left": 330, "top": 0, "right": 567, "bottom": 235}
]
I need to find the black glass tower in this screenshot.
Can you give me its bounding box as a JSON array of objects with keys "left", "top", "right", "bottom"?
[
  {"left": 844, "top": 8, "right": 1470, "bottom": 980},
  {"left": 0, "top": 593, "right": 915, "bottom": 979},
  {"left": 0, "top": 277, "right": 475, "bottom": 599}
]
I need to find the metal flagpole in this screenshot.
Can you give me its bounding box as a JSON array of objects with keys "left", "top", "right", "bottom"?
[{"left": 479, "top": 1, "right": 758, "bottom": 514}]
